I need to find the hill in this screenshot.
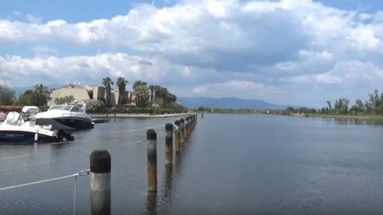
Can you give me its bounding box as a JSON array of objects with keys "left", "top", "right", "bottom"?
[{"left": 178, "top": 97, "right": 286, "bottom": 110}]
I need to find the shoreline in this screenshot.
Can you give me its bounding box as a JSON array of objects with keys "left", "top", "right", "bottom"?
[
  {"left": 306, "top": 113, "right": 383, "bottom": 121},
  {"left": 90, "top": 112, "right": 192, "bottom": 119}
]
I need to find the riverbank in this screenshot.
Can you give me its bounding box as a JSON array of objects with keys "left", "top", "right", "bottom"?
[
  {"left": 306, "top": 113, "right": 383, "bottom": 121},
  {"left": 90, "top": 112, "right": 191, "bottom": 119}
]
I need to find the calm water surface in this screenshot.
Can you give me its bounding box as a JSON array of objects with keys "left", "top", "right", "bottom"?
[{"left": 0, "top": 114, "right": 383, "bottom": 214}]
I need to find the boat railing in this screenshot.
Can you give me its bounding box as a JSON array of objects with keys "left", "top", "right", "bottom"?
[
  {"left": 45, "top": 112, "right": 90, "bottom": 118},
  {"left": 0, "top": 169, "right": 90, "bottom": 215}
]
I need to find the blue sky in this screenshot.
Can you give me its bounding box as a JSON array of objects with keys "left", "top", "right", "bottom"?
[{"left": 0, "top": 0, "right": 383, "bottom": 107}]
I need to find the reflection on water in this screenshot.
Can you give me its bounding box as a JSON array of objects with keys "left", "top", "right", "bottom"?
[
  {"left": 163, "top": 165, "right": 173, "bottom": 202},
  {"left": 319, "top": 117, "right": 383, "bottom": 126},
  {"left": 146, "top": 192, "right": 157, "bottom": 215},
  {"left": 1, "top": 114, "right": 383, "bottom": 214}
]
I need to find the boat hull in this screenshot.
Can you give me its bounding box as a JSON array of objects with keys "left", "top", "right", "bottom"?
[
  {"left": 36, "top": 117, "right": 94, "bottom": 130},
  {"left": 0, "top": 130, "right": 60, "bottom": 144}
]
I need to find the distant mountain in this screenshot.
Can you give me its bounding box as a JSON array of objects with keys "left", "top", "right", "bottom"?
[{"left": 178, "top": 97, "right": 287, "bottom": 110}]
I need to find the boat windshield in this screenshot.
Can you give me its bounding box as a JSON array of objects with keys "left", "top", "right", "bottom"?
[
  {"left": 49, "top": 105, "right": 72, "bottom": 111},
  {"left": 70, "top": 106, "right": 80, "bottom": 112}
]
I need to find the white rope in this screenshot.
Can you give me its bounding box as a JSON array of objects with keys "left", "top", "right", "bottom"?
[
  {"left": 73, "top": 174, "right": 78, "bottom": 215},
  {"left": 0, "top": 169, "right": 89, "bottom": 191},
  {"left": 172, "top": 123, "right": 179, "bottom": 132}
]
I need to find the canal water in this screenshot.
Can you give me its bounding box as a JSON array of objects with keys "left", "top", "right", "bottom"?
[{"left": 1, "top": 114, "right": 383, "bottom": 214}]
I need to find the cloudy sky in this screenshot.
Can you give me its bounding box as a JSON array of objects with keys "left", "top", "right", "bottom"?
[{"left": 0, "top": 0, "right": 382, "bottom": 107}]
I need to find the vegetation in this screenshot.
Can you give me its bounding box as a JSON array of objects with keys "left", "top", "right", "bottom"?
[
  {"left": 116, "top": 77, "right": 127, "bottom": 105},
  {"left": 54, "top": 95, "right": 75, "bottom": 104},
  {"left": 16, "top": 90, "right": 36, "bottom": 106},
  {"left": 195, "top": 89, "right": 383, "bottom": 119},
  {"left": 132, "top": 80, "right": 150, "bottom": 107},
  {"left": 84, "top": 99, "right": 106, "bottom": 113},
  {"left": 277, "top": 89, "right": 383, "bottom": 120},
  {"left": 0, "top": 86, "right": 15, "bottom": 105},
  {"left": 102, "top": 77, "right": 114, "bottom": 107},
  {"left": 1, "top": 77, "right": 186, "bottom": 114},
  {"left": 317, "top": 89, "right": 383, "bottom": 116},
  {"left": 13, "top": 84, "right": 50, "bottom": 108},
  {"left": 195, "top": 106, "right": 261, "bottom": 114},
  {"left": 33, "top": 84, "right": 50, "bottom": 108}
]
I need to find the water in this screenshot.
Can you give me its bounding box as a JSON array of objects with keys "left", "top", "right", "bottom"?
[{"left": 1, "top": 114, "right": 383, "bottom": 214}]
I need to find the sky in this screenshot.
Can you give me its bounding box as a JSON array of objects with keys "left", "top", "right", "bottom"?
[{"left": 0, "top": 0, "right": 383, "bottom": 107}]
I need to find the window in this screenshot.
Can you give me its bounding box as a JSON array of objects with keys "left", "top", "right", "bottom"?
[{"left": 70, "top": 106, "right": 80, "bottom": 112}]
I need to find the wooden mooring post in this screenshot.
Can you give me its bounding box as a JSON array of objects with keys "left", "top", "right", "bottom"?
[
  {"left": 147, "top": 129, "right": 157, "bottom": 193},
  {"left": 180, "top": 118, "right": 185, "bottom": 144},
  {"left": 185, "top": 117, "right": 190, "bottom": 139},
  {"left": 90, "top": 150, "right": 111, "bottom": 215},
  {"left": 165, "top": 123, "right": 173, "bottom": 165},
  {"left": 174, "top": 120, "right": 181, "bottom": 152}
]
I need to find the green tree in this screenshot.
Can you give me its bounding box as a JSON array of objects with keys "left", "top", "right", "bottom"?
[
  {"left": 16, "top": 90, "right": 36, "bottom": 106},
  {"left": 132, "top": 80, "right": 149, "bottom": 107},
  {"left": 149, "top": 85, "right": 155, "bottom": 103},
  {"left": 132, "top": 80, "right": 147, "bottom": 91},
  {"left": 84, "top": 99, "right": 106, "bottom": 113},
  {"left": 164, "top": 91, "right": 176, "bottom": 105},
  {"left": 349, "top": 99, "right": 365, "bottom": 115},
  {"left": 334, "top": 98, "right": 349, "bottom": 114},
  {"left": 102, "top": 77, "right": 114, "bottom": 106},
  {"left": 116, "top": 77, "right": 127, "bottom": 105},
  {"left": 33, "top": 84, "right": 49, "bottom": 107},
  {"left": 54, "top": 95, "right": 75, "bottom": 104},
  {"left": 0, "top": 86, "right": 15, "bottom": 105}
]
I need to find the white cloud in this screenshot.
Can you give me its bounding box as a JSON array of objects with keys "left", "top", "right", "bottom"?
[
  {"left": 0, "top": 0, "right": 381, "bottom": 61},
  {"left": 192, "top": 80, "right": 280, "bottom": 100},
  {"left": 348, "top": 26, "right": 381, "bottom": 51},
  {"left": 1, "top": 0, "right": 383, "bottom": 106},
  {"left": 0, "top": 53, "right": 175, "bottom": 87},
  {"left": 0, "top": 52, "right": 225, "bottom": 91},
  {"left": 287, "top": 60, "right": 383, "bottom": 88}
]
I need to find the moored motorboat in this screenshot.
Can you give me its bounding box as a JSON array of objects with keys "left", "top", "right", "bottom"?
[
  {"left": 35, "top": 103, "right": 94, "bottom": 130},
  {"left": 0, "top": 111, "right": 73, "bottom": 144}
]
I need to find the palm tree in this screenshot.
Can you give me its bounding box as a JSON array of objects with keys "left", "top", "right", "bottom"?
[
  {"left": 159, "top": 87, "right": 168, "bottom": 105},
  {"left": 102, "top": 77, "right": 114, "bottom": 106},
  {"left": 132, "top": 80, "right": 147, "bottom": 91},
  {"left": 132, "top": 80, "right": 149, "bottom": 107},
  {"left": 116, "top": 77, "right": 127, "bottom": 105},
  {"left": 163, "top": 89, "right": 176, "bottom": 105},
  {"left": 149, "top": 85, "right": 155, "bottom": 103},
  {"left": 33, "top": 84, "right": 49, "bottom": 108},
  {"left": 153, "top": 85, "right": 161, "bottom": 102}
]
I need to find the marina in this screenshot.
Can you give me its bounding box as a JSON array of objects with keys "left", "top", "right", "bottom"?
[
  {"left": 0, "top": 107, "right": 73, "bottom": 143},
  {"left": 0, "top": 114, "right": 383, "bottom": 214},
  {"left": 1, "top": 0, "right": 382, "bottom": 214},
  {"left": 35, "top": 104, "right": 94, "bottom": 130}
]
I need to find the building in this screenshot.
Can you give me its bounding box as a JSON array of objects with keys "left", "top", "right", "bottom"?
[
  {"left": 48, "top": 84, "right": 105, "bottom": 106},
  {"left": 48, "top": 84, "right": 135, "bottom": 106},
  {"left": 111, "top": 89, "right": 136, "bottom": 106},
  {"left": 83, "top": 85, "right": 105, "bottom": 101}
]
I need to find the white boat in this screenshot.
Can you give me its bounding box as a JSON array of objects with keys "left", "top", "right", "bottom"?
[
  {"left": 0, "top": 111, "right": 73, "bottom": 143},
  {"left": 35, "top": 103, "right": 94, "bottom": 130}
]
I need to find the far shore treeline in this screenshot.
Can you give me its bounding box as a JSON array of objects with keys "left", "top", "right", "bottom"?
[
  {"left": 282, "top": 89, "right": 383, "bottom": 117},
  {"left": 196, "top": 89, "right": 383, "bottom": 118},
  {"left": 2, "top": 81, "right": 383, "bottom": 118},
  {"left": 0, "top": 77, "right": 187, "bottom": 114}
]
